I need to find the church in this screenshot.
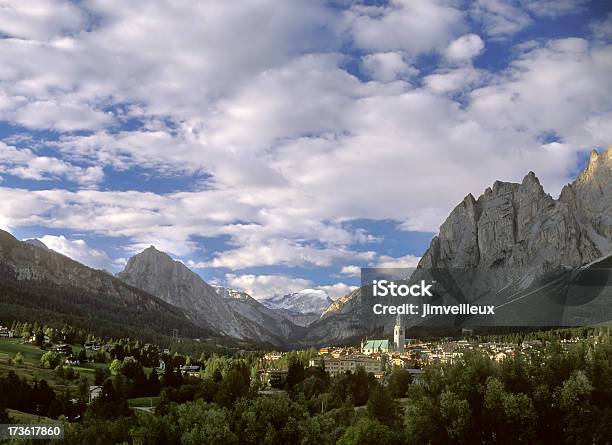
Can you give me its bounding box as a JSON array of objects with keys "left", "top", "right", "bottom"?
[{"left": 361, "top": 314, "right": 405, "bottom": 354}]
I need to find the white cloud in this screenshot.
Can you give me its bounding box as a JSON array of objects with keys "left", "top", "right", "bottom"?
[
  {"left": 375, "top": 254, "right": 421, "bottom": 269},
  {"left": 590, "top": 13, "right": 612, "bottom": 42},
  {"left": 445, "top": 34, "right": 485, "bottom": 61},
  {"left": 361, "top": 52, "right": 417, "bottom": 82},
  {"left": 38, "top": 235, "right": 111, "bottom": 270},
  {"left": 520, "top": 0, "right": 587, "bottom": 18},
  {"left": 346, "top": 0, "right": 465, "bottom": 55},
  {"left": 320, "top": 282, "right": 357, "bottom": 299},
  {"left": 425, "top": 67, "right": 486, "bottom": 93},
  {"left": 225, "top": 273, "right": 354, "bottom": 300},
  {"left": 471, "top": 0, "right": 532, "bottom": 38},
  {"left": 225, "top": 274, "right": 313, "bottom": 300},
  {"left": 206, "top": 239, "right": 376, "bottom": 270},
  {"left": 0, "top": 0, "right": 85, "bottom": 41},
  {"left": 0, "top": 3, "right": 610, "bottom": 277},
  {"left": 340, "top": 265, "right": 361, "bottom": 277},
  {"left": 0, "top": 141, "right": 104, "bottom": 185}
]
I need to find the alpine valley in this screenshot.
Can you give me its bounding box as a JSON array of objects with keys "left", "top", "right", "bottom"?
[{"left": 1, "top": 147, "right": 610, "bottom": 349}]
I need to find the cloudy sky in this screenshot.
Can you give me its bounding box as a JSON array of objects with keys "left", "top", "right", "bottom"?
[{"left": 1, "top": 0, "right": 611, "bottom": 299}]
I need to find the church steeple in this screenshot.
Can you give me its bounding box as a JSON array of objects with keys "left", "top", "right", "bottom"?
[{"left": 393, "top": 314, "right": 405, "bottom": 353}]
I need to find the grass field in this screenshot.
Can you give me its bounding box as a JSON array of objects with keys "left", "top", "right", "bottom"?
[
  {"left": 128, "top": 396, "right": 160, "bottom": 408},
  {"left": 0, "top": 338, "right": 104, "bottom": 393},
  {"left": 6, "top": 408, "right": 52, "bottom": 423}
]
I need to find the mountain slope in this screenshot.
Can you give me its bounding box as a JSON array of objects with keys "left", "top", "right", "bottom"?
[
  {"left": 262, "top": 289, "right": 333, "bottom": 315},
  {"left": 261, "top": 289, "right": 333, "bottom": 327},
  {"left": 117, "top": 248, "right": 299, "bottom": 347},
  {"left": 213, "top": 286, "right": 304, "bottom": 340},
  {"left": 0, "top": 230, "right": 210, "bottom": 342},
  {"left": 303, "top": 147, "right": 612, "bottom": 345}
]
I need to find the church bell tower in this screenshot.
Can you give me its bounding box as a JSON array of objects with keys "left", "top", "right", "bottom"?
[{"left": 394, "top": 313, "right": 405, "bottom": 353}]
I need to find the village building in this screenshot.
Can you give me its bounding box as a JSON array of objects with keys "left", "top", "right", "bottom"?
[
  {"left": 179, "top": 365, "right": 201, "bottom": 377},
  {"left": 50, "top": 344, "right": 72, "bottom": 355},
  {"left": 309, "top": 355, "right": 384, "bottom": 378},
  {"left": 361, "top": 314, "right": 406, "bottom": 355}
]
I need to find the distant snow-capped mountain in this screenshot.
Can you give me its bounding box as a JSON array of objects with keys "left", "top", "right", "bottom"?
[{"left": 261, "top": 289, "right": 333, "bottom": 316}]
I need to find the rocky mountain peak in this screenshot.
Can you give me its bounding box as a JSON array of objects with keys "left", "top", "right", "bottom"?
[
  {"left": 521, "top": 171, "right": 542, "bottom": 188},
  {"left": 118, "top": 247, "right": 299, "bottom": 346},
  {"left": 24, "top": 239, "right": 48, "bottom": 250},
  {"left": 305, "top": 147, "right": 611, "bottom": 346}
]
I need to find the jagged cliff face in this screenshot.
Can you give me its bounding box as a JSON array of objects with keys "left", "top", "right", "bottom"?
[
  {"left": 118, "top": 248, "right": 298, "bottom": 347},
  {"left": 303, "top": 147, "right": 612, "bottom": 346},
  {"left": 559, "top": 149, "right": 612, "bottom": 254}
]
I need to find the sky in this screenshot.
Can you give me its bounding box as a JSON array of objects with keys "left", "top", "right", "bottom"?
[{"left": 0, "top": 0, "right": 611, "bottom": 300}]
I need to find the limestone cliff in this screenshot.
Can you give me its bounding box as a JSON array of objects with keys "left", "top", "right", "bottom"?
[{"left": 303, "top": 147, "right": 612, "bottom": 345}]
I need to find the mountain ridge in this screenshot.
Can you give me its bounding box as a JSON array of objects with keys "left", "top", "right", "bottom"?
[
  {"left": 117, "top": 247, "right": 301, "bottom": 347},
  {"left": 0, "top": 229, "right": 212, "bottom": 342},
  {"left": 301, "top": 147, "right": 612, "bottom": 346}
]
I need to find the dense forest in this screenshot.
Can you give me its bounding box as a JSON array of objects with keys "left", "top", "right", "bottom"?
[{"left": 1, "top": 324, "right": 611, "bottom": 445}]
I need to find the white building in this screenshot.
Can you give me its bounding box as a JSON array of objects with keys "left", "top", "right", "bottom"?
[
  {"left": 311, "top": 355, "right": 383, "bottom": 378},
  {"left": 393, "top": 314, "right": 405, "bottom": 353}
]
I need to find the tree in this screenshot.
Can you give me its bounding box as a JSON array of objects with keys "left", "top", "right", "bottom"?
[
  {"left": 387, "top": 368, "right": 411, "bottom": 399},
  {"left": 65, "top": 366, "right": 76, "bottom": 381},
  {"left": 367, "top": 385, "right": 399, "bottom": 426},
  {"left": 148, "top": 368, "right": 161, "bottom": 396},
  {"left": 55, "top": 364, "right": 65, "bottom": 379},
  {"left": 40, "top": 351, "right": 61, "bottom": 369},
  {"left": 109, "top": 359, "right": 123, "bottom": 376},
  {"left": 35, "top": 330, "right": 45, "bottom": 347},
  {"left": 232, "top": 393, "right": 309, "bottom": 445},
  {"left": 215, "top": 369, "right": 248, "bottom": 408},
  {"left": 173, "top": 400, "right": 238, "bottom": 445},
  {"left": 556, "top": 371, "right": 594, "bottom": 445},
  {"left": 94, "top": 367, "right": 107, "bottom": 386},
  {"left": 337, "top": 417, "right": 399, "bottom": 445},
  {"left": 200, "top": 378, "right": 218, "bottom": 403},
  {"left": 483, "top": 377, "right": 536, "bottom": 444},
  {"left": 439, "top": 390, "right": 471, "bottom": 443},
  {"left": 349, "top": 367, "right": 371, "bottom": 406},
  {"left": 13, "top": 352, "right": 24, "bottom": 366},
  {"left": 285, "top": 358, "right": 306, "bottom": 390},
  {"left": 0, "top": 398, "right": 10, "bottom": 423},
  {"left": 77, "top": 349, "right": 87, "bottom": 363},
  {"left": 121, "top": 356, "right": 144, "bottom": 380}
]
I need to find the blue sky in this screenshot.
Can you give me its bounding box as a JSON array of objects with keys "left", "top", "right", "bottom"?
[{"left": 0, "top": 0, "right": 611, "bottom": 299}]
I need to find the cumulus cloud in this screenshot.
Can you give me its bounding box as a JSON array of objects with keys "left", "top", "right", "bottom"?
[
  {"left": 225, "top": 274, "right": 314, "bottom": 300},
  {"left": 445, "top": 34, "right": 485, "bottom": 61},
  {"left": 0, "top": 1, "right": 609, "bottom": 279},
  {"left": 225, "top": 273, "right": 354, "bottom": 300},
  {"left": 361, "top": 52, "right": 417, "bottom": 82},
  {"left": 0, "top": 142, "right": 103, "bottom": 185},
  {"left": 38, "top": 235, "right": 111, "bottom": 270},
  {"left": 0, "top": 0, "right": 85, "bottom": 41},
  {"left": 375, "top": 254, "right": 421, "bottom": 269},
  {"left": 340, "top": 265, "right": 361, "bottom": 277},
  {"left": 206, "top": 239, "right": 376, "bottom": 270},
  {"left": 346, "top": 0, "right": 465, "bottom": 55},
  {"left": 471, "top": 0, "right": 532, "bottom": 38},
  {"left": 425, "top": 67, "right": 487, "bottom": 93},
  {"left": 590, "top": 13, "right": 612, "bottom": 42},
  {"left": 320, "top": 282, "right": 358, "bottom": 299}
]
